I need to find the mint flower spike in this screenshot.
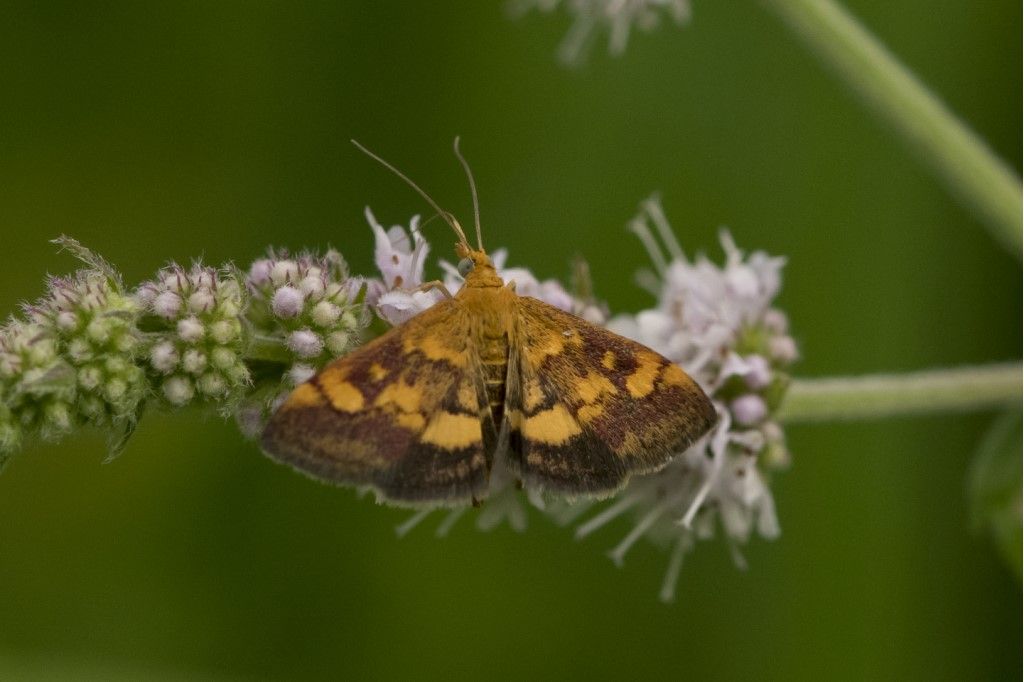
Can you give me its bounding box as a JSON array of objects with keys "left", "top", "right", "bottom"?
[
  {"left": 136, "top": 262, "right": 250, "bottom": 409},
  {"left": 567, "top": 195, "right": 797, "bottom": 602},
  {"left": 512, "top": 0, "right": 691, "bottom": 65},
  {"left": 234, "top": 247, "right": 368, "bottom": 438},
  {"left": 0, "top": 238, "right": 146, "bottom": 464}
]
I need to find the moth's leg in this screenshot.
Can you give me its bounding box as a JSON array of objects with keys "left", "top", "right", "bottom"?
[
  {"left": 505, "top": 280, "right": 517, "bottom": 293},
  {"left": 415, "top": 280, "right": 453, "bottom": 299}
]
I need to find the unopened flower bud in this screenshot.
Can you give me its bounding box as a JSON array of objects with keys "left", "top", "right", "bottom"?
[
  {"left": 325, "top": 330, "right": 350, "bottom": 355},
  {"left": 769, "top": 336, "right": 798, "bottom": 363},
  {"left": 311, "top": 301, "right": 341, "bottom": 327},
  {"left": 177, "top": 317, "right": 205, "bottom": 343},
  {"left": 272, "top": 286, "right": 304, "bottom": 319},
  {"left": 270, "top": 260, "right": 299, "bottom": 286},
  {"left": 188, "top": 289, "right": 216, "bottom": 314},
  {"left": 299, "top": 275, "right": 325, "bottom": 297},
  {"left": 154, "top": 291, "right": 182, "bottom": 318},
  {"left": 150, "top": 341, "right": 178, "bottom": 373},
  {"left": 249, "top": 259, "right": 273, "bottom": 285},
  {"left": 288, "top": 363, "right": 316, "bottom": 385},
  {"left": 198, "top": 372, "right": 227, "bottom": 396},
  {"left": 56, "top": 311, "right": 78, "bottom": 331},
  {"left": 287, "top": 329, "right": 324, "bottom": 358},
  {"left": 104, "top": 378, "right": 127, "bottom": 402},
  {"left": 209, "top": 319, "right": 237, "bottom": 345},
  {"left": 732, "top": 394, "right": 768, "bottom": 426},
  {"left": 162, "top": 376, "right": 194, "bottom": 406},
  {"left": 181, "top": 349, "right": 207, "bottom": 374},
  {"left": 210, "top": 346, "right": 237, "bottom": 370}
]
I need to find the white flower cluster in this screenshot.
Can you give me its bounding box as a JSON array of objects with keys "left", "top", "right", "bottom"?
[
  {"left": 29, "top": 272, "right": 147, "bottom": 424},
  {"left": 0, "top": 238, "right": 372, "bottom": 464},
  {"left": 513, "top": 0, "right": 691, "bottom": 64},
  {"left": 383, "top": 198, "right": 796, "bottom": 601},
  {"left": 568, "top": 197, "right": 797, "bottom": 601},
  {"left": 0, "top": 321, "right": 75, "bottom": 456},
  {"left": 233, "top": 248, "right": 367, "bottom": 438},
  {"left": 245, "top": 248, "right": 365, "bottom": 386},
  {"left": 136, "top": 264, "right": 250, "bottom": 406},
  {"left": 0, "top": 255, "right": 147, "bottom": 461}
]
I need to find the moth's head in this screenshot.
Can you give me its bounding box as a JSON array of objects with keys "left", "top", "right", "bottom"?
[{"left": 455, "top": 242, "right": 502, "bottom": 287}]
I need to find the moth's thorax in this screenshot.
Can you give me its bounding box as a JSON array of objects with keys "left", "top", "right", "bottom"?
[
  {"left": 455, "top": 282, "right": 517, "bottom": 337},
  {"left": 457, "top": 282, "right": 516, "bottom": 429}
]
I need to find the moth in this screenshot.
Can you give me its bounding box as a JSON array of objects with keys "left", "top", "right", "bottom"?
[{"left": 261, "top": 140, "right": 717, "bottom": 506}]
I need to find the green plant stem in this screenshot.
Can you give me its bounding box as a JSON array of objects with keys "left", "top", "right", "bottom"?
[
  {"left": 779, "top": 362, "right": 1022, "bottom": 423},
  {"left": 760, "top": 0, "right": 1022, "bottom": 258},
  {"left": 246, "top": 335, "right": 293, "bottom": 364}
]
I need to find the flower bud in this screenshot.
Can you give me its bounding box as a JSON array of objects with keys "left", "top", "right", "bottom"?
[
  {"left": 197, "top": 372, "right": 227, "bottom": 396},
  {"left": 188, "top": 290, "right": 216, "bottom": 314},
  {"left": 181, "top": 349, "right": 207, "bottom": 374},
  {"left": 150, "top": 341, "right": 179, "bottom": 373},
  {"left": 271, "top": 260, "right": 299, "bottom": 286},
  {"left": 153, "top": 291, "right": 182, "bottom": 318},
  {"left": 311, "top": 301, "right": 341, "bottom": 327},
  {"left": 249, "top": 259, "right": 273, "bottom": 285},
  {"left": 287, "top": 329, "right": 324, "bottom": 359},
  {"left": 210, "top": 346, "right": 237, "bottom": 370},
  {"left": 177, "top": 317, "right": 205, "bottom": 343},
  {"left": 209, "top": 319, "right": 238, "bottom": 345},
  {"left": 731, "top": 394, "right": 768, "bottom": 426},
  {"left": 162, "top": 376, "right": 195, "bottom": 406},
  {"left": 325, "top": 330, "right": 350, "bottom": 355}
]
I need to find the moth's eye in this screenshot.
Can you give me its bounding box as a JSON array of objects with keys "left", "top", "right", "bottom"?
[{"left": 457, "top": 258, "right": 474, "bottom": 277}]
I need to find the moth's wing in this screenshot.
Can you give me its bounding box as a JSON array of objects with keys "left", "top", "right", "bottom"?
[
  {"left": 505, "top": 296, "right": 717, "bottom": 496},
  {"left": 261, "top": 299, "right": 497, "bottom": 507}
]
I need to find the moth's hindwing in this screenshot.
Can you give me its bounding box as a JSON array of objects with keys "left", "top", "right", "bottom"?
[
  {"left": 504, "top": 296, "right": 717, "bottom": 496},
  {"left": 261, "top": 300, "right": 496, "bottom": 507}
]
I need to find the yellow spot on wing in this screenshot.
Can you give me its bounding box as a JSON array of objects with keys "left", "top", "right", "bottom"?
[
  {"left": 374, "top": 381, "right": 422, "bottom": 413},
  {"left": 601, "top": 351, "right": 616, "bottom": 370},
  {"left": 408, "top": 334, "right": 468, "bottom": 367},
  {"left": 660, "top": 363, "right": 693, "bottom": 388},
  {"left": 421, "top": 412, "right": 481, "bottom": 449},
  {"left": 577, "top": 403, "right": 604, "bottom": 424},
  {"left": 574, "top": 371, "right": 617, "bottom": 404},
  {"left": 457, "top": 382, "right": 478, "bottom": 411},
  {"left": 625, "top": 352, "right": 662, "bottom": 398},
  {"left": 369, "top": 363, "right": 389, "bottom": 382},
  {"left": 525, "top": 328, "right": 565, "bottom": 365},
  {"left": 397, "top": 412, "right": 426, "bottom": 431},
  {"left": 283, "top": 382, "right": 325, "bottom": 408},
  {"left": 523, "top": 379, "right": 544, "bottom": 411},
  {"left": 322, "top": 380, "right": 364, "bottom": 412},
  {"left": 524, "top": 404, "right": 582, "bottom": 445}
]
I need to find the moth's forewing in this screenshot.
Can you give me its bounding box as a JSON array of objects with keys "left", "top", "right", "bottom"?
[
  {"left": 261, "top": 299, "right": 495, "bottom": 507},
  {"left": 503, "top": 296, "right": 717, "bottom": 496}
]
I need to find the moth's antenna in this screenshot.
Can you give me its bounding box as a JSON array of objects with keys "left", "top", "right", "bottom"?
[
  {"left": 351, "top": 139, "right": 470, "bottom": 247},
  {"left": 452, "top": 136, "right": 484, "bottom": 251}
]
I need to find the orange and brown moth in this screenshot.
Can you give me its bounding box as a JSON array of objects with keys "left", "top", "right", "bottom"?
[{"left": 261, "top": 141, "right": 717, "bottom": 507}]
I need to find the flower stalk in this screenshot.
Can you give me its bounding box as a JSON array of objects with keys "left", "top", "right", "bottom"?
[
  {"left": 759, "top": 0, "right": 1023, "bottom": 258},
  {"left": 779, "top": 362, "right": 1022, "bottom": 423}
]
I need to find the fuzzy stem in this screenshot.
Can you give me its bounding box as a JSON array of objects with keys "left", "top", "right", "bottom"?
[
  {"left": 760, "top": 0, "right": 1022, "bottom": 258},
  {"left": 779, "top": 362, "right": 1022, "bottom": 423}
]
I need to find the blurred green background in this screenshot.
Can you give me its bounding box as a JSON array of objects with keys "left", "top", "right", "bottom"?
[{"left": 0, "top": 1, "right": 1020, "bottom": 680}]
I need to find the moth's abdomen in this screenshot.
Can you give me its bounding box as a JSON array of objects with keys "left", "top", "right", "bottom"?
[{"left": 479, "top": 332, "right": 509, "bottom": 427}]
